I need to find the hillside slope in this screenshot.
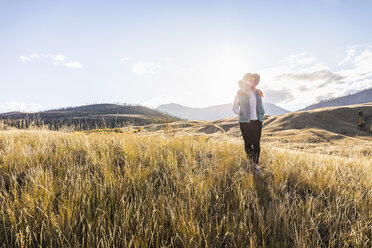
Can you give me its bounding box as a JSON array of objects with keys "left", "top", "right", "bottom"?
[
  {"left": 0, "top": 104, "right": 179, "bottom": 128},
  {"left": 128, "top": 103, "right": 372, "bottom": 157},
  {"left": 263, "top": 102, "right": 372, "bottom": 136},
  {"left": 0, "top": 104, "right": 175, "bottom": 119},
  {"left": 300, "top": 88, "right": 372, "bottom": 111},
  {"left": 138, "top": 103, "right": 372, "bottom": 138}
]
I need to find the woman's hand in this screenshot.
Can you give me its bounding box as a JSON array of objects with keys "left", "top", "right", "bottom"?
[{"left": 256, "top": 89, "right": 264, "bottom": 97}]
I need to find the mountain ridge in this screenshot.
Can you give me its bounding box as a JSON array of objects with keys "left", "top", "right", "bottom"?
[
  {"left": 0, "top": 103, "right": 180, "bottom": 129},
  {"left": 156, "top": 102, "right": 290, "bottom": 121}
]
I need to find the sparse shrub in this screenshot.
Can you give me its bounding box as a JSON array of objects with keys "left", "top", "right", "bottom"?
[{"left": 162, "top": 121, "right": 176, "bottom": 137}]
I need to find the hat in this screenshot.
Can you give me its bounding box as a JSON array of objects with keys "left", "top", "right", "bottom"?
[
  {"left": 243, "top": 73, "right": 255, "bottom": 81},
  {"left": 238, "top": 73, "right": 255, "bottom": 89}
]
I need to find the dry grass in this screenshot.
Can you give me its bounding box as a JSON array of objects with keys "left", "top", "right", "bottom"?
[
  {"left": 0, "top": 129, "right": 371, "bottom": 247},
  {"left": 260, "top": 127, "right": 372, "bottom": 158}
]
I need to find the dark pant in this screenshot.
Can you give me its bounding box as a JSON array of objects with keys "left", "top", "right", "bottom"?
[{"left": 239, "top": 120, "right": 262, "bottom": 164}]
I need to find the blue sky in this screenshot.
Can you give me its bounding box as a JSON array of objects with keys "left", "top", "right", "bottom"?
[{"left": 1, "top": 0, "right": 372, "bottom": 112}]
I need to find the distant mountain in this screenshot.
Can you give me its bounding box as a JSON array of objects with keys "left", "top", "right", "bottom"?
[
  {"left": 0, "top": 103, "right": 179, "bottom": 129},
  {"left": 156, "top": 102, "right": 289, "bottom": 121},
  {"left": 300, "top": 88, "right": 372, "bottom": 111}
]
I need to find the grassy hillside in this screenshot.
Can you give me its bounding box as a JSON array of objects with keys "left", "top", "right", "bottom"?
[
  {"left": 120, "top": 103, "right": 372, "bottom": 158},
  {"left": 0, "top": 104, "right": 180, "bottom": 131},
  {"left": 264, "top": 102, "right": 372, "bottom": 136},
  {"left": 0, "top": 129, "right": 371, "bottom": 247},
  {"left": 148, "top": 103, "right": 372, "bottom": 138},
  {"left": 301, "top": 88, "right": 372, "bottom": 111}
]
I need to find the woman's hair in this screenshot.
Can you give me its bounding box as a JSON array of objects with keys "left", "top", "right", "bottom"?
[
  {"left": 239, "top": 73, "right": 252, "bottom": 89},
  {"left": 253, "top": 73, "right": 260, "bottom": 85},
  {"left": 238, "top": 79, "right": 246, "bottom": 89}
]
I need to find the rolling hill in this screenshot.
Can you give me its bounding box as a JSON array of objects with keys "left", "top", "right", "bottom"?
[
  {"left": 133, "top": 103, "right": 372, "bottom": 138},
  {"left": 214, "top": 102, "right": 372, "bottom": 137},
  {"left": 0, "top": 103, "right": 179, "bottom": 129},
  {"left": 300, "top": 88, "right": 372, "bottom": 111},
  {"left": 263, "top": 102, "right": 372, "bottom": 135},
  {"left": 131, "top": 103, "right": 372, "bottom": 157},
  {"left": 133, "top": 102, "right": 372, "bottom": 143}
]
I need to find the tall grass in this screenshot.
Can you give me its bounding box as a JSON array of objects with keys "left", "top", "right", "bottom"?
[{"left": 0, "top": 130, "right": 371, "bottom": 247}]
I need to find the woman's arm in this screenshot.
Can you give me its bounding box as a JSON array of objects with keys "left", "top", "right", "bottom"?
[
  {"left": 256, "top": 88, "right": 264, "bottom": 97},
  {"left": 256, "top": 89, "right": 265, "bottom": 111},
  {"left": 232, "top": 94, "right": 240, "bottom": 115}
]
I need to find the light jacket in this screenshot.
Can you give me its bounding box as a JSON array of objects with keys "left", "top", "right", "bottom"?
[{"left": 232, "top": 89, "right": 265, "bottom": 122}]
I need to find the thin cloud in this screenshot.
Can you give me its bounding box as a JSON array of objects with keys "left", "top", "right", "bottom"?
[
  {"left": 282, "top": 52, "right": 317, "bottom": 66},
  {"left": 354, "top": 49, "right": 372, "bottom": 64},
  {"left": 132, "top": 61, "right": 160, "bottom": 75},
  {"left": 63, "top": 61, "right": 83, "bottom": 69},
  {"left": 29, "top": 52, "right": 39, "bottom": 59},
  {"left": 297, "top": 85, "right": 312, "bottom": 92},
  {"left": 20, "top": 52, "right": 39, "bottom": 62},
  {"left": 120, "top": 57, "right": 130, "bottom": 62},
  {"left": 261, "top": 46, "right": 372, "bottom": 110},
  {"left": 338, "top": 46, "right": 372, "bottom": 82},
  {"left": 276, "top": 70, "right": 345, "bottom": 88},
  {"left": 51, "top": 54, "right": 67, "bottom": 62},
  {"left": 20, "top": 52, "right": 82, "bottom": 69},
  {"left": 264, "top": 88, "right": 295, "bottom": 104},
  {"left": 338, "top": 45, "right": 357, "bottom": 65},
  {"left": 20, "top": 56, "right": 31, "bottom": 62}
]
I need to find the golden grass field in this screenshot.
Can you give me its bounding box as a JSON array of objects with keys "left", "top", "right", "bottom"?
[{"left": 0, "top": 122, "right": 371, "bottom": 247}]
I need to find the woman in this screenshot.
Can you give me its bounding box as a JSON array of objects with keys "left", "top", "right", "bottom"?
[{"left": 232, "top": 73, "right": 265, "bottom": 171}]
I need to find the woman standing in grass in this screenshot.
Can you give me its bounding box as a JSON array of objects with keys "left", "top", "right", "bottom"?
[{"left": 233, "top": 73, "right": 265, "bottom": 172}]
